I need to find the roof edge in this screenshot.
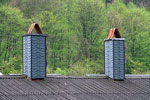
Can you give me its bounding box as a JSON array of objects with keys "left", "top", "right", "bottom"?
[
  {"left": 0, "top": 74, "right": 150, "bottom": 79},
  {"left": 125, "top": 74, "right": 150, "bottom": 78}
]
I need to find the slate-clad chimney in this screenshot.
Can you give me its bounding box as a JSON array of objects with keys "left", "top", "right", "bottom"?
[
  {"left": 104, "top": 28, "right": 125, "bottom": 80},
  {"left": 23, "top": 23, "right": 46, "bottom": 79}
]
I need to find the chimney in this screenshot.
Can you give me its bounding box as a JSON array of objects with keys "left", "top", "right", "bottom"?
[
  {"left": 104, "top": 28, "right": 125, "bottom": 80},
  {"left": 22, "top": 23, "right": 46, "bottom": 80}
]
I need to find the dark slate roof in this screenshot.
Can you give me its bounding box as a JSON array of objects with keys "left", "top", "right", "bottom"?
[{"left": 0, "top": 75, "right": 150, "bottom": 100}]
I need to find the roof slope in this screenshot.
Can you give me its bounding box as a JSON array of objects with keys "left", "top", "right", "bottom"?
[{"left": 0, "top": 75, "right": 150, "bottom": 100}]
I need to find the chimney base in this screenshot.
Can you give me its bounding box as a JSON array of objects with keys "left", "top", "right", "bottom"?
[{"left": 26, "top": 77, "right": 45, "bottom": 81}]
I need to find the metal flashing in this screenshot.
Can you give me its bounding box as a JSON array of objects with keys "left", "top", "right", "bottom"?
[
  {"left": 104, "top": 38, "right": 125, "bottom": 41},
  {"left": 22, "top": 34, "right": 47, "bottom": 37}
]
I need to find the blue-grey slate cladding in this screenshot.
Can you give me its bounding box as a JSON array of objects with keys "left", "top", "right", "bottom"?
[
  {"left": 22, "top": 34, "right": 46, "bottom": 79},
  {"left": 104, "top": 38, "right": 125, "bottom": 80}
]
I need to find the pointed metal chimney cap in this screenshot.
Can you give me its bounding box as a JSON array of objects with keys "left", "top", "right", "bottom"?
[
  {"left": 27, "top": 23, "right": 43, "bottom": 34},
  {"left": 107, "top": 28, "right": 121, "bottom": 39}
]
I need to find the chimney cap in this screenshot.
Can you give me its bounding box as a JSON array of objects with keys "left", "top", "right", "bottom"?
[
  {"left": 107, "top": 28, "right": 121, "bottom": 39},
  {"left": 27, "top": 23, "right": 43, "bottom": 34}
]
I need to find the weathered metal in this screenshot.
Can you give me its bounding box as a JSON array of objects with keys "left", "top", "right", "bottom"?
[
  {"left": 27, "top": 23, "right": 43, "bottom": 34},
  {"left": 0, "top": 75, "right": 150, "bottom": 99},
  {"left": 107, "top": 28, "right": 121, "bottom": 39}
]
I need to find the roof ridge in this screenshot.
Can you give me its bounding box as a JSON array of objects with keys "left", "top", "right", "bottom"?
[
  {"left": 0, "top": 74, "right": 150, "bottom": 79},
  {"left": 0, "top": 75, "right": 25, "bottom": 79}
]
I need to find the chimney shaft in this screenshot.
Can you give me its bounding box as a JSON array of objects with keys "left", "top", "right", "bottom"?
[
  {"left": 23, "top": 34, "right": 46, "bottom": 79},
  {"left": 104, "top": 38, "right": 125, "bottom": 80}
]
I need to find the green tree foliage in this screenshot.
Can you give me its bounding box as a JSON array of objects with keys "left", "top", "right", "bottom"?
[
  {"left": 0, "top": 0, "right": 10, "bottom": 5},
  {"left": 107, "top": 1, "right": 150, "bottom": 74},
  {"left": 0, "top": 6, "right": 26, "bottom": 74},
  {"left": 1, "top": 57, "right": 18, "bottom": 75},
  {"left": 0, "top": 0, "right": 150, "bottom": 75}
]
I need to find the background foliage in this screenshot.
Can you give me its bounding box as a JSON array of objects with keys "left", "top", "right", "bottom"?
[{"left": 0, "top": 0, "right": 150, "bottom": 75}]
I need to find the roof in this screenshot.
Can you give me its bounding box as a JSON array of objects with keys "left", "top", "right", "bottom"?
[{"left": 0, "top": 75, "right": 150, "bottom": 100}]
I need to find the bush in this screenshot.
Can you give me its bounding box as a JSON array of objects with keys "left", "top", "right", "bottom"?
[
  {"left": 1, "top": 57, "right": 18, "bottom": 75},
  {"left": 66, "top": 61, "right": 98, "bottom": 76}
]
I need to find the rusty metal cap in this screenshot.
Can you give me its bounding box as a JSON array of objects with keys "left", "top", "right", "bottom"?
[
  {"left": 27, "top": 23, "right": 43, "bottom": 34},
  {"left": 107, "top": 28, "right": 121, "bottom": 39}
]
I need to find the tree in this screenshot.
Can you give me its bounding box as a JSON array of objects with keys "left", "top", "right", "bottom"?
[
  {"left": 0, "top": 6, "right": 26, "bottom": 73},
  {"left": 107, "top": 1, "right": 150, "bottom": 74}
]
